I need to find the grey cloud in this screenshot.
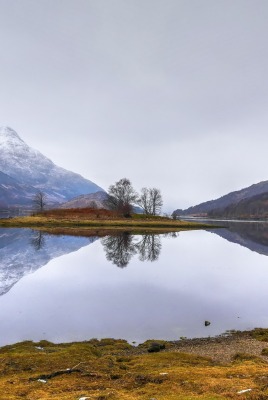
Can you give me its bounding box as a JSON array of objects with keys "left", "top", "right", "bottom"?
[{"left": 0, "top": 0, "right": 268, "bottom": 210}]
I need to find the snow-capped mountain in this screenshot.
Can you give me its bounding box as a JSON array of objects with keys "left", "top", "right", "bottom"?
[
  {"left": 0, "top": 228, "right": 97, "bottom": 295},
  {"left": 0, "top": 126, "right": 104, "bottom": 204}
]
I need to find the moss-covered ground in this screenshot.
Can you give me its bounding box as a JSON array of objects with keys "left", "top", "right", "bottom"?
[{"left": 1, "top": 331, "right": 268, "bottom": 400}]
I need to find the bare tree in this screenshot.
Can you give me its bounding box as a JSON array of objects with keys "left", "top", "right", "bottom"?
[
  {"left": 150, "top": 188, "right": 163, "bottom": 215},
  {"left": 171, "top": 211, "right": 180, "bottom": 220},
  {"left": 33, "top": 191, "right": 47, "bottom": 212},
  {"left": 106, "top": 178, "right": 138, "bottom": 217},
  {"left": 138, "top": 187, "right": 163, "bottom": 215},
  {"left": 137, "top": 187, "right": 151, "bottom": 215}
]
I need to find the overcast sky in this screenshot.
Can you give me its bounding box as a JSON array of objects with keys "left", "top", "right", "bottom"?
[{"left": 0, "top": 0, "right": 268, "bottom": 211}]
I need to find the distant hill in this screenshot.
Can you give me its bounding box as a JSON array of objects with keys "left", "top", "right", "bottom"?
[
  {"left": 208, "top": 191, "right": 268, "bottom": 219},
  {"left": 60, "top": 191, "right": 143, "bottom": 214},
  {"left": 174, "top": 180, "right": 268, "bottom": 217},
  {"left": 0, "top": 126, "right": 104, "bottom": 207},
  {"left": 60, "top": 191, "right": 108, "bottom": 209}
]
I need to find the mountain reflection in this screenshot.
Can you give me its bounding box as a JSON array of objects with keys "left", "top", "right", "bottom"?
[
  {"left": 0, "top": 229, "right": 178, "bottom": 297},
  {"left": 210, "top": 222, "right": 268, "bottom": 256},
  {"left": 0, "top": 228, "right": 96, "bottom": 296},
  {"left": 101, "top": 232, "right": 177, "bottom": 267}
]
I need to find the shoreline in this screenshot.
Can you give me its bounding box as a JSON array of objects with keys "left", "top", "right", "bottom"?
[{"left": 2, "top": 328, "right": 268, "bottom": 362}]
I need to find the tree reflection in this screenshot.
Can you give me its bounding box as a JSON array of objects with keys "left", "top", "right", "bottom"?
[
  {"left": 101, "top": 232, "right": 163, "bottom": 267},
  {"left": 30, "top": 230, "right": 46, "bottom": 251},
  {"left": 163, "top": 232, "right": 179, "bottom": 238},
  {"left": 136, "top": 234, "right": 161, "bottom": 262},
  {"left": 101, "top": 232, "right": 137, "bottom": 268}
]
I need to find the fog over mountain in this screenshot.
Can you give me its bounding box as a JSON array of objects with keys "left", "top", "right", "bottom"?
[{"left": 0, "top": 126, "right": 104, "bottom": 207}]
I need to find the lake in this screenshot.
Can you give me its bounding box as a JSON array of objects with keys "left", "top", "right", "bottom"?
[{"left": 0, "top": 222, "right": 268, "bottom": 346}]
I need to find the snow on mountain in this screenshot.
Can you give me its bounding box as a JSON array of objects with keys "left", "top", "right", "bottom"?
[
  {"left": 0, "top": 127, "right": 54, "bottom": 180},
  {"left": 0, "top": 126, "right": 104, "bottom": 203}
]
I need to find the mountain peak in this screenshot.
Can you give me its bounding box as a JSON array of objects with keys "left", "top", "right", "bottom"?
[
  {"left": 0, "top": 126, "right": 24, "bottom": 143},
  {"left": 0, "top": 126, "right": 104, "bottom": 203}
]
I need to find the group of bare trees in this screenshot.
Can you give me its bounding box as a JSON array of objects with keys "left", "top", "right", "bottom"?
[
  {"left": 106, "top": 177, "right": 163, "bottom": 217},
  {"left": 138, "top": 187, "right": 163, "bottom": 215},
  {"left": 101, "top": 231, "right": 178, "bottom": 268},
  {"left": 32, "top": 177, "right": 163, "bottom": 217},
  {"left": 101, "top": 232, "right": 162, "bottom": 267}
]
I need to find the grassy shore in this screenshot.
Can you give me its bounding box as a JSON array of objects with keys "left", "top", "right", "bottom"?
[
  {"left": 1, "top": 329, "right": 268, "bottom": 399},
  {"left": 0, "top": 208, "right": 218, "bottom": 231}
]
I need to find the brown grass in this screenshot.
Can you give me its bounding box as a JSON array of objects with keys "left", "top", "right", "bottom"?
[
  {"left": 1, "top": 332, "right": 268, "bottom": 399},
  {"left": 0, "top": 208, "right": 217, "bottom": 231},
  {"left": 38, "top": 207, "right": 119, "bottom": 219}
]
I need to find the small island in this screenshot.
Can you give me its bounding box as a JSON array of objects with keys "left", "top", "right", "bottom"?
[{"left": 0, "top": 207, "right": 217, "bottom": 234}]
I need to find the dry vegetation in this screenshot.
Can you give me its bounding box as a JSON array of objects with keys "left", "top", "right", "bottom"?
[
  {"left": 0, "top": 208, "right": 216, "bottom": 231},
  {"left": 2, "top": 330, "right": 268, "bottom": 399}
]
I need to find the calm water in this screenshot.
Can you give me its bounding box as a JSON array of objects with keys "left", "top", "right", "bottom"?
[{"left": 0, "top": 222, "right": 268, "bottom": 345}]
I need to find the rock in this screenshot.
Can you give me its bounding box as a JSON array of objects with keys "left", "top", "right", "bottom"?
[{"left": 237, "top": 389, "right": 252, "bottom": 394}]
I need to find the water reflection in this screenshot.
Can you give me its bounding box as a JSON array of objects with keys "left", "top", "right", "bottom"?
[
  {"left": 208, "top": 221, "right": 268, "bottom": 256},
  {"left": 0, "top": 229, "right": 176, "bottom": 297},
  {"left": 30, "top": 231, "right": 46, "bottom": 251},
  {"left": 136, "top": 234, "right": 162, "bottom": 262},
  {"left": 1, "top": 225, "right": 268, "bottom": 346},
  {"left": 0, "top": 228, "right": 96, "bottom": 295},
  {"left": 101, "top": 233, "right": 136, "bottom": 267},
  {"left": 101, "top": 232, "right": 164, "bottom": 267},
  {"left": 0, "top": 210, "right": 33, "bottom": 219}
]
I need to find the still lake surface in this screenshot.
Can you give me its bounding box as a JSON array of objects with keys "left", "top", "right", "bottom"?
[{"left": 0, "top": 222, "right": 268, "bottom": 346}]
